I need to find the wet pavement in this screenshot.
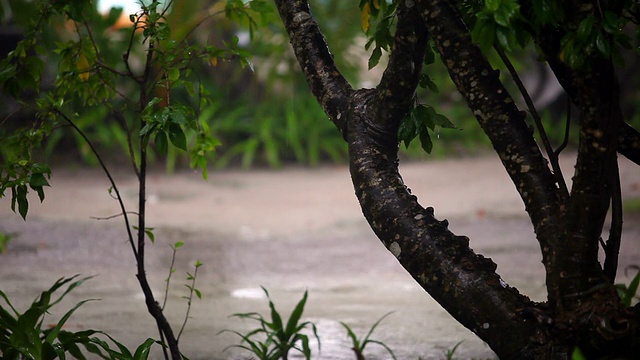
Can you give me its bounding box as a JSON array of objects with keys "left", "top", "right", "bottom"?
[{"left": 1, "top": 155, "right": 639, "bottom": 359}]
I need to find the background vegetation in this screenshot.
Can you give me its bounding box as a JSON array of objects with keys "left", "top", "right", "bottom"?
[{"left": 8, "top": 0, "right": 640, "bottom": 171}]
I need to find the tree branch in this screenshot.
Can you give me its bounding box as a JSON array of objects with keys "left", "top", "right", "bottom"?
[
  {"left": 274, "top": 0, "right": 353, "bottom": 135},
  {"left": 375, "top": 1, "right": 429, "bottom": 138},
  {"left": 347, "top": 89, "right": 548, "bottom": 359},
  {"left": 416, "top": 0, "right": 565, "bottom": 284},
  {"left": 619, "top": 122, "right": 640, "bottom": 165}
]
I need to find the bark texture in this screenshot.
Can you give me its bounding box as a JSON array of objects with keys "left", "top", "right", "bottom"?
[{"left": 275, "top": 0, "right": 640, "bottom": 358}]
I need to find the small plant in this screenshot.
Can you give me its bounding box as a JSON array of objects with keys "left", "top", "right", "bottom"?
[
  {"left": 0, "top": 275, "right": 159, "bottom": 360},
  {"left": 444, "top": 340, "right": 464, "bottom": 360},
  {"left": 223, "top": 287, "right": 320, "bottom": 360},
  {"left": 0, "top": 231, "right": 15, "bottom": 253},
  {"left": 340, "top": 311, "right": 397, "bottom": 360},
  {"left": 616, "top": 265, "right": 640, "bottom": 307}
]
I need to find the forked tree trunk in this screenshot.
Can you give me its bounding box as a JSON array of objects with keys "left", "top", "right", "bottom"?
[{"left": 275, "top": 0, "right": 640, "bottom": 358}]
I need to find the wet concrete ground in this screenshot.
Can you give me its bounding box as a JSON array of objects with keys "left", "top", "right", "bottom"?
[{"left": 1, "top": 155, "right": 639, "bottom": 359}]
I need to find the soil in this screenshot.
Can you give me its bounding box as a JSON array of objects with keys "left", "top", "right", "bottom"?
[{"left": 1, "top": 155, "right": 639, "bottom": 359}]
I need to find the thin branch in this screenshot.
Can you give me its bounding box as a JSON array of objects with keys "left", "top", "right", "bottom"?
[
  {"left": 417, "top": 0, "right": 564, "bottom": 263},
  {"left": 123, "top": 13, "right": 146, "bottom": 82},
  {"left": 375, "top": 0, "right": 429, "bottom": 135},
  {"left": 162, "top": 247, "right": 178, "bottom": 310},
  {"left": 274, "top": 0, "right": 353, "bottom": 133},
  {"left": 554, "top": 97, "right": 572, "bottom": 156},
  {"left": 604, "top": 154, "right": 623, "bottom": 282},
  {"left": 618, "top": 122, "right": 640, "bottom": 165},
  {"left": 177, "top": 264, "right": 200, "bottom": 342},
  {"left": 495, "top": 45, "right": 569, "bottom": 198},
  {"left": 54, "top": 108, "right": 138, "bottom": 258},
  {"left": 90, "top": 212, "right": 140, "bottom": 220}
]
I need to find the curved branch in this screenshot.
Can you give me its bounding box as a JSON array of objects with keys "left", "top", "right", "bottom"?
[
  {"left": 347, "top": 89, "right": 548, "bottom": 359},
  {"left": 274, "top": 0, "right": 353, "bottom": 134},
  {"left": 494, "top": 45, "right": 569, "bottom": 197},
  {"left": 416, "top": 0, "right": 564, "bottom": 273},
  {"left": 619, "top": 122, "right": 640, "bottom": 165},
  {"left": 375, "top": 1, "right": 429, "bottom": 136}
]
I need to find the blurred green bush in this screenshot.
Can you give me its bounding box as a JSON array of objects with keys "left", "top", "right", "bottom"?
[{"left": 2, "top": 0, "right": 638, "bottom": 170}]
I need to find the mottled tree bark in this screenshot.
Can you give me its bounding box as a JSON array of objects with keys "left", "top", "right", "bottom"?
[{"left": 275, "top": 0, "right": 640, "bottom": 358}]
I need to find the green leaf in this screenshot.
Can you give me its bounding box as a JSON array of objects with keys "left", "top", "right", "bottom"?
[
  {"left": 144, "top": 228, "right": 155, "bottom": 243},
  {"left": 155, "top": 131, "right": 168, "bottom": 155},
  {"left": 16, "top": 184, "right": 29, "bottom": 220},
  {"left": 424, "top": 43, "right": 436, "bottom": 65},
  {"left": 168, "top": 123, "right": 187, "bottom": 151},
  {"left": 167, "top": 68, "right": 180, "bottom": 82},
  {"left": 576, "top": 16, "right": 596, "bottom": 42},
  {"left": 398, "top": 112, "right": 418, "bottom": 148},
  {"left": 602, "top": 11, "right": 620, "bottom": 34},
  {"left": 368, "top": 47, "right": 382, "bottom": 70},
  {"left": 284, "top": 290, "right": 308, "bottom": 337},
  {"left": 419, "top": 129, "right": 433, "bottom": 154},
  {"left": 433, "top": 113, "right": 456, "bottom": 129},
  {"left": 133, "top": 338, "right": 158, "bottom": 360},
  {"left": 28, "top": 172, "right": 50, "bottom": 188},
  {"left": 419, "top": 74, "right": 439, "bottom": 93},
  {"left": 472, "top": 18, "right": 496, "bottom": 52},
  {"left": 595, "top": 31, "right": 611, "bottom": 56},
  {"left": 415, "top": 104, "right": 436, "bottom": 130}
]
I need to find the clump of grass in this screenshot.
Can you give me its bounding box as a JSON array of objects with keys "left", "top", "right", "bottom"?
[
  {"left": 223, "top": 287, "right": 320, "bottom": 360},
  {"left": 340, "top": 312, "right": 397, "bottom": 360}
]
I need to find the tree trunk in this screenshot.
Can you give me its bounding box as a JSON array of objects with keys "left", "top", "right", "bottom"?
[{"left": 275, "top": 0, "right": 640, "bottom": 358}]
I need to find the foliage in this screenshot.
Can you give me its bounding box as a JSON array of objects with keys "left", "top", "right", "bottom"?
[
  {"left": 275, "top": 0, "right": 640, "bottom": 357},
  {"left": 340, "top": 312, "right": 397, "bottom": 360},
  {"left": 223, "top": 287, "right": 320, "bottom": 360},
  {"left": 443, "top": 340, "right": 463, "bottom": 360},
  {"left": 212, "top": 94, "right": 347, "bottom": 168},
  {"left": 615, "top": 266, "right": 640, "bottom": 307},
  {"left": 0, "top": 275, "right": 159, "bottom": 360},
  {"left": 0, "top": 0, "right": 366, "bottom": 171},
  {"left": 0, "top": 1, "right": 269, "bottom": 359},
  {"left": 0, "top": 231, "right": 15, "bottom": 254}
]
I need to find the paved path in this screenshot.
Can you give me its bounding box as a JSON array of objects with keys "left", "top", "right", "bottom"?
[{"left": 1, "top": 155, "right": 639, "bottom": 359}]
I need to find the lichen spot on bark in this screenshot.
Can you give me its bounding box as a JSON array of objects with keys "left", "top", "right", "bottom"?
[
  {"left": 389, "top": 241, "right": 402, "bottom": 258},
  {"left": 292, "top": 11, "right": 311, "bottom": 28}
]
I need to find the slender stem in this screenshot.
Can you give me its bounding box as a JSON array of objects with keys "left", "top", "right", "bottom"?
[
  {"left": 495, "top": 45, "right": 569, "bottom": 198},
  {"left": 162, "top": 247, "right": 178, "bottom": 310},
  {"left": 177, "top": 265, "right": 199, "bottom": 342},
  {"left": 604, "top": 149, "right": 623, "bottom": 283},
  {"left": 54, "top": 108, "right": 139, "bottom": 259},
  {"left": 554, "top": 97, "right": 572, "bottom": 156}
]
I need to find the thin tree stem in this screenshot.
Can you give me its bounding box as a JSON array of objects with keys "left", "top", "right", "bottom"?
[
  {"left": 54, "top": 108, "right": 139, "bottom": 259},
  {"left": 495, "top": 45, "right": 569, "bottom": 198}
]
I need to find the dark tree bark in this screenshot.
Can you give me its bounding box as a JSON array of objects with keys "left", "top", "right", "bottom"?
[{"left": 275, "top": 0, "right": 640, "bottom": 358}]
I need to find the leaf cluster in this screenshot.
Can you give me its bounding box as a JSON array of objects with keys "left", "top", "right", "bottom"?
[
  {"left": 398, "top": 104, "right": 457, "bottom": 154},
  {"left": 615, "top": 266, "right": 640, "bottom": 307},
  {"left": 359, "top": 0, "right": 398, "bottom": 69},
  {"left": 223, "top": 287, "right": 320, "bottom": 360},
  {"left": 469, "top": 0, "right": 531, "bottom": 52},
  {"left": 0, "top": 275, "right": 159, "bottom": 360},
  {"left": 558, "top": 10, "right": 634, "bottom": 69}
]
